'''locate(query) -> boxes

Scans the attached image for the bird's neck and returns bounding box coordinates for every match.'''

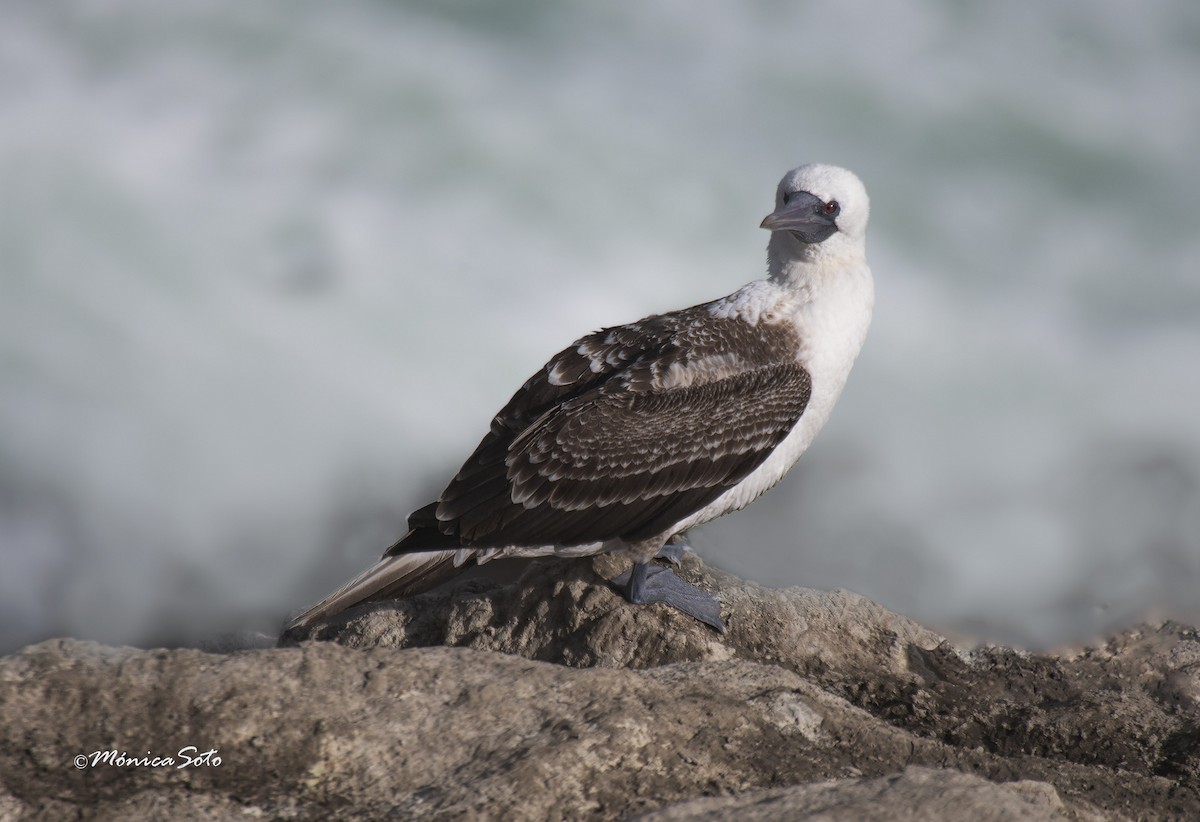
[766,231,864,293]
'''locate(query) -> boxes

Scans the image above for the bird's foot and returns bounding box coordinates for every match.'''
[655,533,691,565]
[612,561,726,633]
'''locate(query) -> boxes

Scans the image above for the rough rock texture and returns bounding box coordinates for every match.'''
[639,767,1099,822]
[2,553,1198,820]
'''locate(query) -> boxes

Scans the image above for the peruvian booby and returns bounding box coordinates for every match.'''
[288,163,874,633]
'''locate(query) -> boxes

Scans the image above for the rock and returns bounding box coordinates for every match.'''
[281,553,945,678]
[638,767,1097,822]
[2,553,1198,820]
[0,639,1089,821]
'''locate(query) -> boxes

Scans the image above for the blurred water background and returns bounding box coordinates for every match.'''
[2,1,1198,653]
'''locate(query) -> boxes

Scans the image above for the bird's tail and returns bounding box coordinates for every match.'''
[286,540,469,631]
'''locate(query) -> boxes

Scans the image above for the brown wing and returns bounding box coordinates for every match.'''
[393,305,810,552]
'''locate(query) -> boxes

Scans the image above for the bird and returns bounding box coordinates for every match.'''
[287,163,874,634]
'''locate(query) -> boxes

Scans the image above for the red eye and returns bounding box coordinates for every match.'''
[823,200,840,216]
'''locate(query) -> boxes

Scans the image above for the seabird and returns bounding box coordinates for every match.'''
[288,163,873,633]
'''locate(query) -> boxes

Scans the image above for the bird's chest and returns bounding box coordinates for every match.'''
[681,273,873,526]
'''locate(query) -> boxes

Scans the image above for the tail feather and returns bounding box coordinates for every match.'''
[287,546,468,631]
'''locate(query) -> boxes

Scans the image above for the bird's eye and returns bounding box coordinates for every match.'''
[823,200,840,216]
[782,192,792,205]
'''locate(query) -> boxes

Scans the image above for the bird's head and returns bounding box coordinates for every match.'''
[761,164,869,270]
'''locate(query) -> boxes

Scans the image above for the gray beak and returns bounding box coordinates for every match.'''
[760,191,838,244]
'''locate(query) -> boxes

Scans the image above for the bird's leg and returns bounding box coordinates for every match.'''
[612,560,726,633]
[655,532,691,565]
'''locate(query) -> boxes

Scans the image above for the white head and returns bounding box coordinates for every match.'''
[761,163,870,280]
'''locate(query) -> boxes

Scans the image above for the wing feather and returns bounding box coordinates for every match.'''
[398,303,810,552]
[442,362,809,546]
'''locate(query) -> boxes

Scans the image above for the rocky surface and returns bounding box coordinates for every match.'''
[639,767,1099,822]
[2,553,1198,820]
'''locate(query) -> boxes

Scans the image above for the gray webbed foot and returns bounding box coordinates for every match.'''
[612,561,726,633]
